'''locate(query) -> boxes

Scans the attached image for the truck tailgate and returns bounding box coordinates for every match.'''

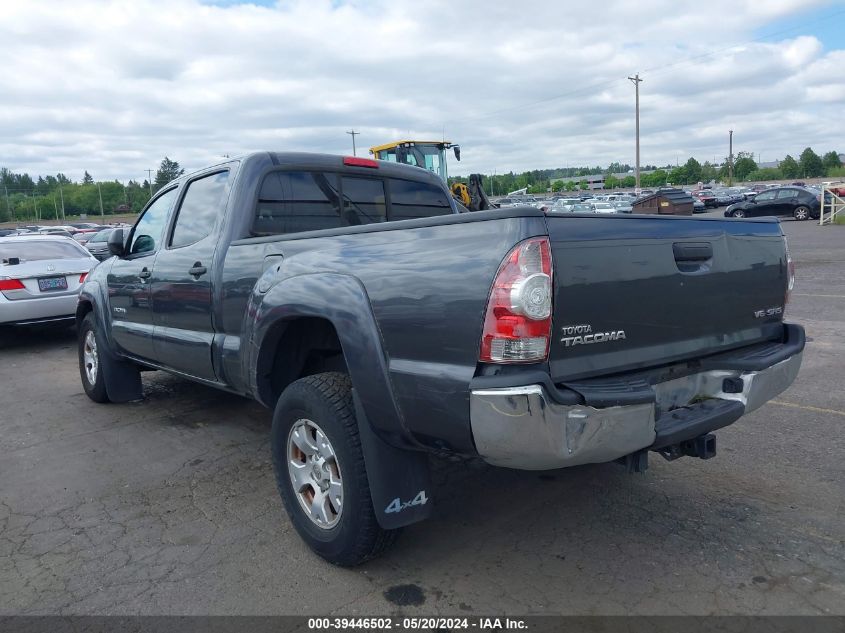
[546,215,788,381]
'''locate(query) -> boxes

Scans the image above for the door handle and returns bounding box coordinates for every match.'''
[673,242,712,262]
[188,262,207,278]
[138,267,152,280]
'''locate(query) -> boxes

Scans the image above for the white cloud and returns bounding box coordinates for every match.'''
[0,0,843,181]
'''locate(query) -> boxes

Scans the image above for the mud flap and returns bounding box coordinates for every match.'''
[102,353,143,403]
[354,393,433,529]
[95,325,143,403]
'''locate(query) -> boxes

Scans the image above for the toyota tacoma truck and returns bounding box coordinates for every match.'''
[76,152,804,566]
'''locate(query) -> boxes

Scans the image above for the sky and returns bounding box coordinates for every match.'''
[1,0,844,182]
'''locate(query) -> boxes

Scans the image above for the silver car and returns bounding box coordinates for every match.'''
[84,228,115,260]
[0,235,97,325]
[591,202,617,214]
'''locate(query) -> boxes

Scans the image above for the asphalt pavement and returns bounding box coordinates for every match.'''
[1,214,843,616]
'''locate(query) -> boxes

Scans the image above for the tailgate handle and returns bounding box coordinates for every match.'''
[673,242,712,262]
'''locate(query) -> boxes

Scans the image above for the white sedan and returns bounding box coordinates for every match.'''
[591,202,618,214]
[0,235,98,326]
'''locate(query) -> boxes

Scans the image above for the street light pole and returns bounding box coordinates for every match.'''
[346,129,360,156]
[628,74,643,191]
[728,130,734,186]
[97,182,105,218]
[58,181,65,220]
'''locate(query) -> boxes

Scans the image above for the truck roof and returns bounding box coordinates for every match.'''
[174,151,447,190]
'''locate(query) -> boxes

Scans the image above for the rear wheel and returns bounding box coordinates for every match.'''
[793,206,810,221]
[732,209,745,218]
[270,372,398,566]
[78,313,109,403]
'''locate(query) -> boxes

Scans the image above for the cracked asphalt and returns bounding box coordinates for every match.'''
[1,218,843,616]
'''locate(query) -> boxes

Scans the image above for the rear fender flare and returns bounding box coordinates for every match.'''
[250,273,418,450]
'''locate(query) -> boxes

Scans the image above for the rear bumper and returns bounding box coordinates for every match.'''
[470,327,804,470]
[0,293,80,325]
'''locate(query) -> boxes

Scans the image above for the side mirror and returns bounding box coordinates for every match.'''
[453,145,461,161]
[107,228,125,257]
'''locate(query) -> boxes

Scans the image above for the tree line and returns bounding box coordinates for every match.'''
[0,158,184,223]
[451,147,842,195]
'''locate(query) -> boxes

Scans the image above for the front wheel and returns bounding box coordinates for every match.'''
[793,206,810,221]
[270,372,399,566]
[732,209,746,218]
[78,313,109,403]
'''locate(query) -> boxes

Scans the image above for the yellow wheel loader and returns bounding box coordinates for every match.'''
[368,140,496,211]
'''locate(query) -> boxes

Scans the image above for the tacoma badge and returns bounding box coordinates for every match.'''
[561,323,626,347]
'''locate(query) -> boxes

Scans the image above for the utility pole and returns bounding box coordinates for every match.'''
[145,169,154,198]
[3,186,10,222]
[97,182,105,217]
[728,130,734,186]
[53,196,59,220]
[58,180,65,220]
[346,129,360,156]
[628,74,643,191]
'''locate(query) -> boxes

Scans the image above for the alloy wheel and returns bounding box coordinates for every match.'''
[287,418,343,529]
[83,330,98,385]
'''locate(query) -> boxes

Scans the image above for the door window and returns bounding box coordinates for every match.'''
[754,191,776,202]
[129,188,178,255]
[170,171,230,248]
[776,189,799,200]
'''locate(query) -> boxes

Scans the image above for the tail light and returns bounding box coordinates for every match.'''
[784,235,795,308]
[0,279,25,291]
[479,237,553,363]
[79,272,88,284]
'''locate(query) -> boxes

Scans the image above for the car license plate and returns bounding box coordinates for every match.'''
[38,276,68,292]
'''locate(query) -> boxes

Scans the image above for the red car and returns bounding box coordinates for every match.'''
[694,190,718,208]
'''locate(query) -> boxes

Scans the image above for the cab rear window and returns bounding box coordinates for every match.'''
[253,171,454,236]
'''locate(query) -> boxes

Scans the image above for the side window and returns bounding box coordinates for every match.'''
[389,179,453,220]
[254,171,342,235]
[129,188,178,255]
[340,177,386,225]
[777,189,799,200]
[170,171,229,248]
[755,191,776,202]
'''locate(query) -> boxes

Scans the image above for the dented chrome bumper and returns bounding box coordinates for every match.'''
[470,351,803,470]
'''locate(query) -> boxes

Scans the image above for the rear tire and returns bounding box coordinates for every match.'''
[270,372,399,566]
[78,313,109,403]
[793,206,810,221]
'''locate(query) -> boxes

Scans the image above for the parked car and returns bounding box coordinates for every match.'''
[566,203,594,213]
[691,198,706,213]
[612,200,633,213]
[550,198,580,212]
[713,191,733,206]
[725,186,820,220]
[84,228,115,260]
[77,151,803,566]
[38,229,74,238]
[0,235,97,325]
[694,190,718,208]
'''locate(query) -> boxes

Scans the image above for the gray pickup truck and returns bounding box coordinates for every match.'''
[77,152,804,565]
